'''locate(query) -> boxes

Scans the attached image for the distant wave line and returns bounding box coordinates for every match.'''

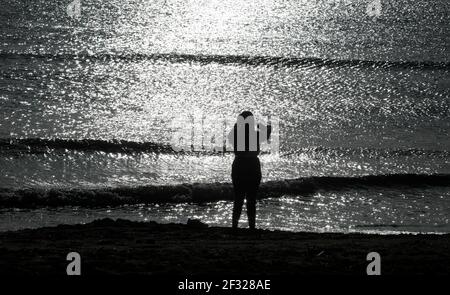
[1,52,449,70]
[1,138,449,158]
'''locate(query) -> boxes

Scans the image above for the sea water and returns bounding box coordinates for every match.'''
[0,0,449,233]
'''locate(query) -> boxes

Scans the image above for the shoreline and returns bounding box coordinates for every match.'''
[0,218,449,275]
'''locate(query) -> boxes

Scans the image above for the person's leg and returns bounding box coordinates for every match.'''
[231,157,243,229]
[232,191,245,229]
[246,157,261,230]
[246,190,257,230]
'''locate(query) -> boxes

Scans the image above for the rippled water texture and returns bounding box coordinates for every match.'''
[2,187,450,233]
[0,0,449,232]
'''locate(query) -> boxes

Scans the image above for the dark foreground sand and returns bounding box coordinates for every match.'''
[0,218,449,275]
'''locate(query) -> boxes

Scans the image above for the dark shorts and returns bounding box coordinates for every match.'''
[231,156,262,194]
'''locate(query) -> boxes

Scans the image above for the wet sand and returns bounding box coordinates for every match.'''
[0,218,449,275]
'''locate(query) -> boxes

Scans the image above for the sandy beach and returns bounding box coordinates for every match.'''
[0,218,449,276]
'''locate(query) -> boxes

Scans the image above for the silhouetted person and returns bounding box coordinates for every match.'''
[228,111,271,230]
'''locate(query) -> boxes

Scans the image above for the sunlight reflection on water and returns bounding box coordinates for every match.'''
[1,187,449,233]
[0,0,449,233]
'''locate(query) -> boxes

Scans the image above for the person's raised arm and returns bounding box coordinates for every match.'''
[257,120,272,143]
[227,123,237,149]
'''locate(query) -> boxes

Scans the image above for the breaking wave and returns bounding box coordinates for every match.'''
[1,174,449,209]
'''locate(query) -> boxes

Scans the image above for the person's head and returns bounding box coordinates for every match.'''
[238,111,254,123]
[239,111,253,119]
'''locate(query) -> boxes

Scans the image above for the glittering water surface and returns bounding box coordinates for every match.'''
[2,187,450,233]
[0,0,449,232]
